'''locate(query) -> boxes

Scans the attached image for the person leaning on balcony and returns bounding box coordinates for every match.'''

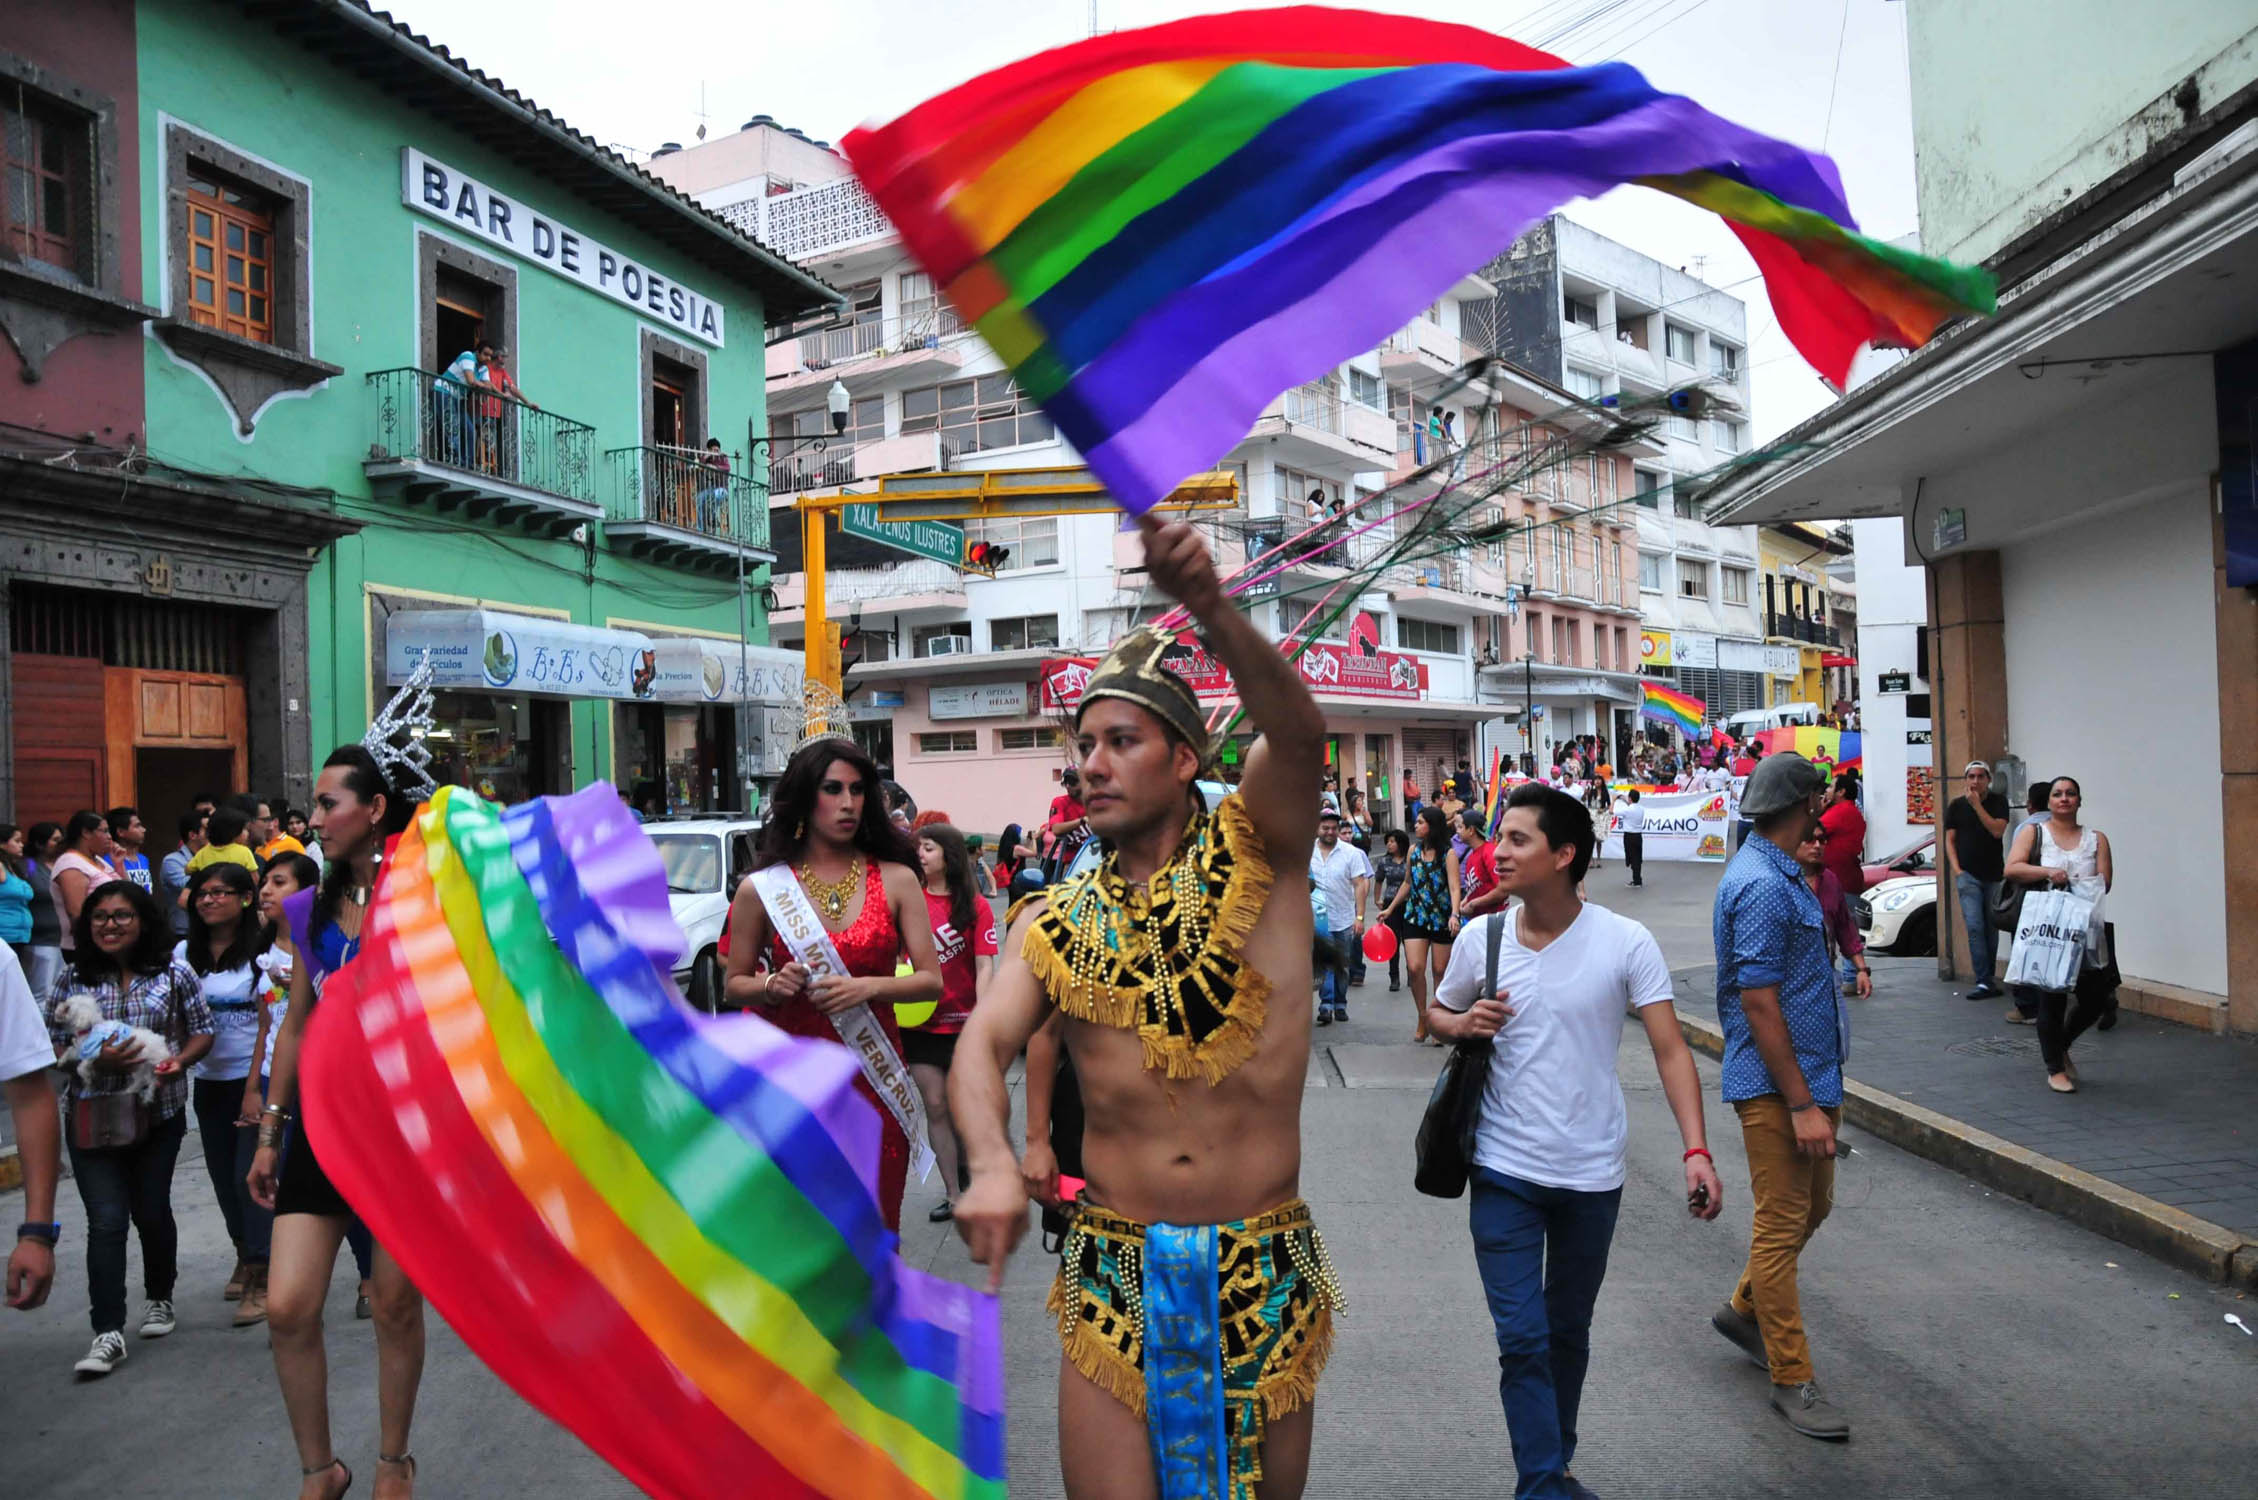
[432,345,489,469]
[697,438,732,535]
[474,342,534,475]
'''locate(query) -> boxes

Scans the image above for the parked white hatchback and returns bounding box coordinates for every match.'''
[645,816,763,1010]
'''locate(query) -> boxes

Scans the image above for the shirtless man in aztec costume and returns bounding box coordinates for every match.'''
[953,514,1338,1500]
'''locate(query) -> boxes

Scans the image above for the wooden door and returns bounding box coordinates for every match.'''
[103,668,249,808]
[9,653,106,824]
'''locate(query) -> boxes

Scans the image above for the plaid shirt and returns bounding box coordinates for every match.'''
[46,960,213,1120]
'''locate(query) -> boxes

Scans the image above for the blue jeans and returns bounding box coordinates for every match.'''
[1319,926,1352,1013]
[1955,873,2000,985]
[67,1107,189,1333]
[1470,1167,1623,1500]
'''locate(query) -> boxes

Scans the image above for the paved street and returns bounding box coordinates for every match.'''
[6,857,2255,1497]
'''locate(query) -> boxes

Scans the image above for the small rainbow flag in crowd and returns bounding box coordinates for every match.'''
[1755,725,1863,774]
[1640,682,1707,738]
[299,786,1003,1500]
[1484,746,1509,837]
[844,6,1996,512]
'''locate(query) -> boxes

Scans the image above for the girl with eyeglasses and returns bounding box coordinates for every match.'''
[179,862,268,1319]
[43,880,214,1377]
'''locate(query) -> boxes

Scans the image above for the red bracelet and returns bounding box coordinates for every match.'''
[1683,1147,1712,1163]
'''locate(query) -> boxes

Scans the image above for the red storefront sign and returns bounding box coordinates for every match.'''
[1040,640,1427,707]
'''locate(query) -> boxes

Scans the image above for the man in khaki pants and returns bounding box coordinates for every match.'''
[1705,752,1850,1440]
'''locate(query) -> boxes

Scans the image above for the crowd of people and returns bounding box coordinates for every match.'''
[0,512,2124,1500]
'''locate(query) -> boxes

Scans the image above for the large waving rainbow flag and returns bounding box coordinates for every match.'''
[1640,681,1707,738]
[299,785,1003,1500]
[843,6,1996,512]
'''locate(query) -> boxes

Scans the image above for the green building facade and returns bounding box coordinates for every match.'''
[129,0,832,814]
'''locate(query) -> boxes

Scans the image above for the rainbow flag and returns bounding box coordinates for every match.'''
[1484,746,1508,837]
[843,6,1996,513]
[1641,682,1706,737]
[299,785,1004,1500]
[1754,725,1863,774]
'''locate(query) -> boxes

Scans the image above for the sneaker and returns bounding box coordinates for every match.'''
[1711,1302,1770,1371]
[1315,1010,1333,1027]
[1565,1476,1603,1500]
[75,1331,128,1376]
[1388,981,1401,993]
[1770,1380,1850,1440]
[224,1255,248,1301]
[2005,1007,2035,1025]
[1967,981,2002,1000]
[138,1299,176,1339]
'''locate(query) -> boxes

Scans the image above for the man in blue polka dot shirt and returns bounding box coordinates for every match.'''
[1707,751,1853,1443]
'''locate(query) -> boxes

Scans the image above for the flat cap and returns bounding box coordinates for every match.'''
[1740,751,1827,819]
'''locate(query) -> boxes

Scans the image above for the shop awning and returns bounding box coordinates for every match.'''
[385,609,801,705]
[1820,653,1858,668]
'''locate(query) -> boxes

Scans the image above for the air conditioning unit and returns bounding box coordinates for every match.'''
[923,635,972,657]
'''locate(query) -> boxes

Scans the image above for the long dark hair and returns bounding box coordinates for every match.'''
[918,822,977,937]
[753,738,917,872]
[0,824,25,881]
[997,822,1025,874]
[70,880,172,984]
[1417,804,1452,856]
[27,821,62,865]
[312,744,413,941]
[260,853,321,951]
[185,862,261,975]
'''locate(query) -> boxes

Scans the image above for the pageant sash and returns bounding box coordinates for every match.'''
[1142,1222,1228,1499]
[748,864,935,1182]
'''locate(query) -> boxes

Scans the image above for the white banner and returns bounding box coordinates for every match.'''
[1602,786,1735,863]
[747,865,934,1182]
[929,681,1029,720]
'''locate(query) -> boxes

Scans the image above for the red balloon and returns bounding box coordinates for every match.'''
[1362,923,1399,963]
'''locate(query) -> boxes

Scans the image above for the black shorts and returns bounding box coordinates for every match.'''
[274,1117,353,1219]
[901,1027,960,1071]
[1399,920,1452,945]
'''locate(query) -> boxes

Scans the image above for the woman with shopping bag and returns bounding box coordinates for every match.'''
[2003,777,2113,1094]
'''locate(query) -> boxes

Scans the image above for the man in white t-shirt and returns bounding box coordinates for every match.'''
[1308,810,1371,1024]
[1616,789,1648,887]
[0,940,60,1309]
[1430,784,1721,1500]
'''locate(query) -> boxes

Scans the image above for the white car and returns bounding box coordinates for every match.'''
[1857,873,1937,957]
[645,816,762,1010]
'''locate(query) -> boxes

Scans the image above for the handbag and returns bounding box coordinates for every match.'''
[1988,876,2029,933]
[1413,909,1505,1199]
[68,1089,152,1151]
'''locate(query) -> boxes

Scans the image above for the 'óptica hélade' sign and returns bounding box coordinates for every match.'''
[401,149,725,347]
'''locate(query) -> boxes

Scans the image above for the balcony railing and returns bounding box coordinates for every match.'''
[365,366,596,503]
[793,305,963,371]
[1765,613,1842,646]
[766,431,960,495]
[722,176,894,264]
[605,445,769,551]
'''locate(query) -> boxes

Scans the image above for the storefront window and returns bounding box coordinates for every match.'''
[616,700,741,815]
[422,691,565,805]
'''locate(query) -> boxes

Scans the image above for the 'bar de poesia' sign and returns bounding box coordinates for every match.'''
[400,149,725,347]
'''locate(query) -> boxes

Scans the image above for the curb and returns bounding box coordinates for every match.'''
[1674,1012,2258,1290]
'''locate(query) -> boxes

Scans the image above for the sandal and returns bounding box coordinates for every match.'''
[302,1457,352,1498]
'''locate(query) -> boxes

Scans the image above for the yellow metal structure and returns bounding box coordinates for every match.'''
[793,469,1238,692]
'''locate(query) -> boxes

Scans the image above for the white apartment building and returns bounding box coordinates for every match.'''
[652,123,1651,836]
[1473,216,1776,725]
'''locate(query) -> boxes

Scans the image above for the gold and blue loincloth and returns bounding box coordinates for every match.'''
[1049,1198,1344,1499]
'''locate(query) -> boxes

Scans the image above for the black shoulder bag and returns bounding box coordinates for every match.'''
[1413,911,1505,1199]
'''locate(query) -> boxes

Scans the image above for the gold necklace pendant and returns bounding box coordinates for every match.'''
[798,854,863,923]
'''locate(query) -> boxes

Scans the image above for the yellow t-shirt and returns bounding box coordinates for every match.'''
[259,834,306,861]
[187,843,259,874]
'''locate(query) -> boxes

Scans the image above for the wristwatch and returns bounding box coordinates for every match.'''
[16,1222,60,1246]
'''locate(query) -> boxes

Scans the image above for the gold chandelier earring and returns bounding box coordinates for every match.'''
[795,819,806,841]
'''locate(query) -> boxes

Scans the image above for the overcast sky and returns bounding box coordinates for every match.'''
[388,0,1922,439]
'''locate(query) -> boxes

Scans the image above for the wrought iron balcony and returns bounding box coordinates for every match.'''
[363,366,597,534]
[603,445,773,573]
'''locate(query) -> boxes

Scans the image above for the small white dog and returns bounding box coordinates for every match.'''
[56,992,170,1104]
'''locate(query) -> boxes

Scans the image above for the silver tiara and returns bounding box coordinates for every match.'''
[364,656,440,804]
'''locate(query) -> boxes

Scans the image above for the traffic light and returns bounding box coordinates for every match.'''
[962,540,1011,575]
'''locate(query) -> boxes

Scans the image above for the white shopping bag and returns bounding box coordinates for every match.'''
[2006,889,2095,992]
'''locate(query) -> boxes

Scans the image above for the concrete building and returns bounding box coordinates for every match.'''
[1848,516,1934,851]
[0,0,831,834]
[1757,522,1857,712]
[652,126,1652,836]
[1703,1,2258,1036]
[1470,215,1772,729]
